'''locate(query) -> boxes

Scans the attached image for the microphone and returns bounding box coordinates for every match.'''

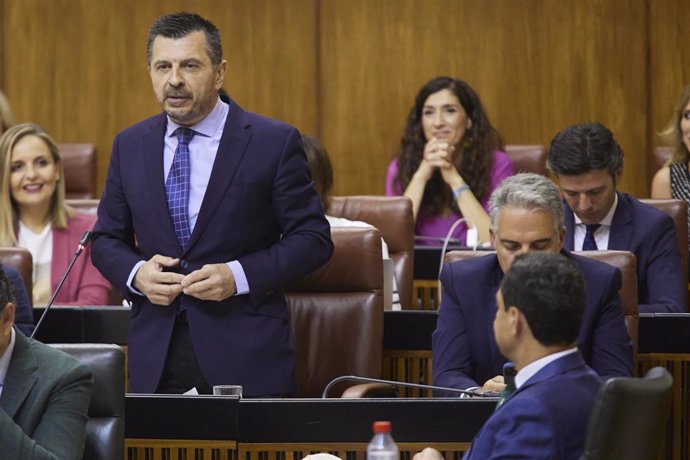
[31,231,92,339]
[321,375,500,399]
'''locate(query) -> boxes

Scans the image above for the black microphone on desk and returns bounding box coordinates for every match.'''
[31,231,92,339]
[321,375,500,399]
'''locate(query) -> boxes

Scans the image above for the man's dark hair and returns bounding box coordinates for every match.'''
[147,12,223,67]
[0,264,16,319]
[547,122,624,178]
[501,252,585,346]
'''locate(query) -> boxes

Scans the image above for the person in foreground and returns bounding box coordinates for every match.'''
[0,266,93,459]
[432,173,632,394]
[420,252,602,460]
[91,12,333,396]
[385,76,512,245]
[548,122,684,313]
[0,123,111,306]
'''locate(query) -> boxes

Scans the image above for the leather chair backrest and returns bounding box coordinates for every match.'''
[50,343,125,460]
[444,249,639,362]
[505,144,548,176]
[328,195,414,309]
[59,144,97,199]
[66,199,100,215]
[653,146,673,171]
[0,247,33,305]
[286,227,384,397]
[579,366,673,460]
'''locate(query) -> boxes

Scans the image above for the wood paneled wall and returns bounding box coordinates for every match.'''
[1,0,688,198]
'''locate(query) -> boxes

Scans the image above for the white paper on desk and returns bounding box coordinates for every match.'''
[183,387,199,395]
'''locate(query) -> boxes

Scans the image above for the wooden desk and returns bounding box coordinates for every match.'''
[125,396,495,460]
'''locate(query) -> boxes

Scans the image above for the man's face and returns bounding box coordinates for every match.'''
[0,304,15,359]
[149,31,227,126]
[491,205,565,274]
[557,169,620,225]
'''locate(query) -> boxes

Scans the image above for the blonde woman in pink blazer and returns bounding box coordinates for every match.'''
[0,123,111,306]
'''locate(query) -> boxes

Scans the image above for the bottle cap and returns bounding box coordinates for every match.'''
[372,421,392,434]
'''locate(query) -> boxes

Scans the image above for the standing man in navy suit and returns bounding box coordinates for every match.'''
[420,252,602,460]
[432,173,632,395]
[91,12,333,396]
[547,122,684,313]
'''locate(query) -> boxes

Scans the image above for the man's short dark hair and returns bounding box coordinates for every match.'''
[501,252,585,346]
[547,122,624,178]
[0,265,16,319]
[147,12,223,67]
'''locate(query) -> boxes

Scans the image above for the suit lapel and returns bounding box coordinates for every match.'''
[563,201,575,251]
[142,114,180,251]
[0,330,38,417]
[186,102,252,252]
[607,193,632,250]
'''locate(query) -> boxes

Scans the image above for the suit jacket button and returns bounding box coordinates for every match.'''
[180,260,189,269]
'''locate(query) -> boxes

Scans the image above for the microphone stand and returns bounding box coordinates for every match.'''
[321,375,499,399]
[32,231,92,339]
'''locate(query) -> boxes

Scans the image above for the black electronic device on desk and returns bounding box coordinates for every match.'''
[414,243,492,280]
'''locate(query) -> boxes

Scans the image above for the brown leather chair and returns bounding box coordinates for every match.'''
[444,250,639,363]
[51,344,125,460]
[653,146,673,171]
[579,366,673,460]
[0,247,33,303]
[286,227,384,398]
[505,144,548,176]
[66,198,100,215]
[328,195,414,309]
[59,144,97,199]
[639,198,688,308]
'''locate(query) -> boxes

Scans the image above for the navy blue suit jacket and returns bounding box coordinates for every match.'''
[462,352,601,460]
[432,251,633,391]
[91,102,333,396]
[565,193,684,313]
[2,265,34,336]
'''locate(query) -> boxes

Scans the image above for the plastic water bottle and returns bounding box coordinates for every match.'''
[367,421,399,460]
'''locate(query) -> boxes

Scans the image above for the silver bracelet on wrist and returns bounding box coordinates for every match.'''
[453,184,471,200]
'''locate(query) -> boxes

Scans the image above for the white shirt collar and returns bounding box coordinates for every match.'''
[514,347,579,389]
[0,327,17,397]
[573,192,618,226]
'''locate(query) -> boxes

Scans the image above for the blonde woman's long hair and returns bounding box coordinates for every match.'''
[0,123,73,246]
[660,85,690,164]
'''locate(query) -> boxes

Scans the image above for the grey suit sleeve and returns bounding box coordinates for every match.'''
[0,364,93,460]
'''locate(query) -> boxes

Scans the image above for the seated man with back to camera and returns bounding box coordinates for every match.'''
[419,252,602,459]
[0,265,93,459]
[432,173,633,395]
[547,122,684,313]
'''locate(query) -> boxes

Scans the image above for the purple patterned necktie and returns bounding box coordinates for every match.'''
[166,127,195,251]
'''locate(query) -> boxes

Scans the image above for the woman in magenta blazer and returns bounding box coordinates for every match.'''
[0,123,110,306]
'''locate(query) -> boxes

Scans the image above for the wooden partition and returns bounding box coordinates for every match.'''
[1,0,689,199]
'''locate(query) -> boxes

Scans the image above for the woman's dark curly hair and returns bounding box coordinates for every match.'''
[393,76,503,215]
